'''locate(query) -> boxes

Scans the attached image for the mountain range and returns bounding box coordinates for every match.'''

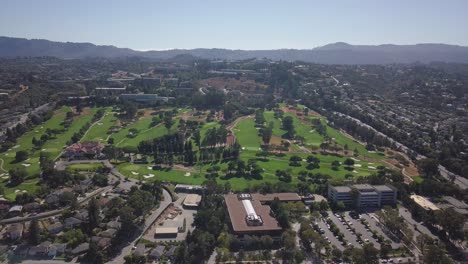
[1,36,468,64]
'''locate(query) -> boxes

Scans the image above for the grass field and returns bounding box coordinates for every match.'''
[81,108,116,143]
[233,118,261,150]
[0,106,99,199]
[112,109,185,148]
[66,163,105,172]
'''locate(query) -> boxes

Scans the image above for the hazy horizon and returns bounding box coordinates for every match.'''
[1,0,467,50]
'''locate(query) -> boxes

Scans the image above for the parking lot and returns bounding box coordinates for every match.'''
[142,192,197,242]
[312,210,407,255]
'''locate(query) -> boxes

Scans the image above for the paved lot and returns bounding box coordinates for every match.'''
[398,207,437,240]
[327,211,362,249]
[361,213,401,249]
[142,192,197,242]
[343,211,381,249]
[315,217,344,251]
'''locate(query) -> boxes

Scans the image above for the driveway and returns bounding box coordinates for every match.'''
[107,187,172,263]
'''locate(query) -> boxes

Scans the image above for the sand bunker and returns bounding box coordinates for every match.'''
[368,166,376,169]
[184,172,191,177]
[22,163,31,167]
[143,174,155,179]
[354,164,362,167]
[131,171,139,175]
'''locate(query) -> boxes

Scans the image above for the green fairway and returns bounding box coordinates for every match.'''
[233,118,261,150]
[81,108,116,143]
[200,121,220,140]
[0,106,99,199]
[114,119,180,148]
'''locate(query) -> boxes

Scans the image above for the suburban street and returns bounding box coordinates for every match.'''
[108,187,172,264]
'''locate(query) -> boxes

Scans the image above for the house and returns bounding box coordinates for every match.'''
[45,191,62,208]
[7,223,24,240]
[97,197,111,210]
[64,142,105,160]
[74,210,89,222]
[8,205,23,217]
[48,243,66,257]
[71,243,89,255]
[106,220,121,230]
[97,237,112,249]
[47,222,64,235]
[165,246,177,260]
[99,228,117,238]
[29,241,52,256]
[64,217,83,229]
[149,245,165,260]
[0,203,10,214]
[133,244,146,257]
[23,202,40,213]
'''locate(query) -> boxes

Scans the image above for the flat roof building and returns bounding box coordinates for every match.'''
[410,195,439,211]
[225,193,283,236]
[120,94,174,103]
[183,194,202,207]
[328,184,397,208]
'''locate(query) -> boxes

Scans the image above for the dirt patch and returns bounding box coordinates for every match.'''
[270,136,283,145]
[281,106,321,119]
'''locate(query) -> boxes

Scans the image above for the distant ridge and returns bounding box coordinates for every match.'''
[1,36,468,64]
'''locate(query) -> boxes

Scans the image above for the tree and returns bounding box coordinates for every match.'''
[88,197,100,231]
[262,125,273,145]
[163,114,174,134]
[62,229,87,248]
[344,158,355,167]
[9,167,27,186]
[29,219,41,245]
[423,244,453,264]
[282,116,295,138]
[84,241,103,264]
[435,208,464,239]
[15,150,29,162]
[418,158,440,178]
[362,243,379,264]
[124,254,146,264]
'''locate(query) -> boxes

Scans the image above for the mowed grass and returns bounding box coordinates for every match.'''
[66,163,105,172]
[233,118,261,150]
[0,107,99,200]
[200,122,220,140]
[81,108,116,143]
[112,110,184,148]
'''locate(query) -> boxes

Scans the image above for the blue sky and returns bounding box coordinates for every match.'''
[0,0,467,50]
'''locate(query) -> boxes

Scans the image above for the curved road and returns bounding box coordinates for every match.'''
[108,187,172,264]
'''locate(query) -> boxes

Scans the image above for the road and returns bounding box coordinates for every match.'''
[108,187,172,263]
[0,186,112,225]
[334,111,468,190]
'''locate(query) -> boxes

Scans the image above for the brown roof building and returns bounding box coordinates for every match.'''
[225,193,284,236]
[251,192,301,203]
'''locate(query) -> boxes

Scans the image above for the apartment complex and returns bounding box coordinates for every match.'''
[328,184,397,208]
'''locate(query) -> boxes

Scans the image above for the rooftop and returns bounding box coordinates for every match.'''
[410,195,439,211]
[251,192,301,202]
[183,194,202,207]
[331,186,352,192]
[224,194,282,233]
[373,185,395,192]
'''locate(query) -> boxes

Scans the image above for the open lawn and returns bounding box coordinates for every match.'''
[81,108,116,143]
[112,109,184,148]
[66,163,105,172]
[233,118,261,151]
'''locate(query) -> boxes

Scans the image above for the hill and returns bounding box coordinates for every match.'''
[1,36,468,64]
